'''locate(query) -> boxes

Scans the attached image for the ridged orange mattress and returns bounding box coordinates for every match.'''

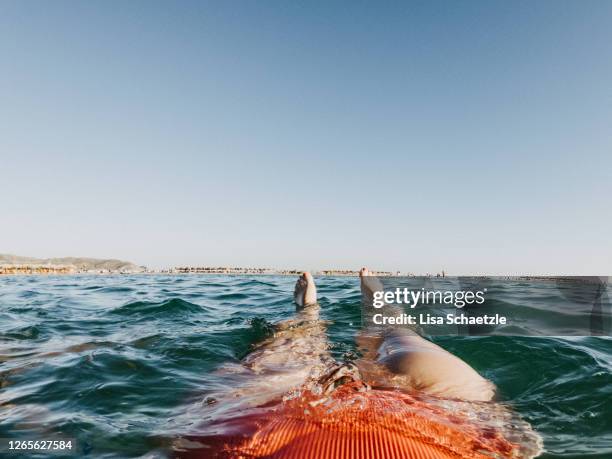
[177,382,521,458]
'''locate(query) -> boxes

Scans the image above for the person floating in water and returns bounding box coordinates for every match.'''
[175,270,542,458]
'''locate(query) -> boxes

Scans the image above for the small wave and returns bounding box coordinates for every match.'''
[18,289,41,298]
[212,292,250,301]
[196,281,227,288]
[226,317,276,360]
[238,279,278,288]
[110,298,203,317]
[85,285,134,293]
[3,325,42,340]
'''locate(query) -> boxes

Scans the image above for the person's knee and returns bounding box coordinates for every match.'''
[378,347,495,401]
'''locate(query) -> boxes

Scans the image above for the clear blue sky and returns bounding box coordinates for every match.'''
[1,1,611,274]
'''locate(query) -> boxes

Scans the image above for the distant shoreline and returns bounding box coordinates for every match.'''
[0,268,607,284]
[1,256,608,280]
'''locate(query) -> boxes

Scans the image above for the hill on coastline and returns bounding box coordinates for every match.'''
[0,254,144,272]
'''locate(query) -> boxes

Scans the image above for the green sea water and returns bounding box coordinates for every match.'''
[0,275,610,458]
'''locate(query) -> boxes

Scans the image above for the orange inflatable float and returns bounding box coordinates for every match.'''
[176,373,539,459]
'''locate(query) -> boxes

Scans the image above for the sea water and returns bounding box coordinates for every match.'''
[0,275,610,458]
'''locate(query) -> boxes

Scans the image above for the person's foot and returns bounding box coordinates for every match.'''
[294,272,317,307]
[360,267,384,305]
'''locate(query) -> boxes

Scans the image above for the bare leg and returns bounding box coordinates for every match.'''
[357,268,495,401]
[216,273,333,408]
